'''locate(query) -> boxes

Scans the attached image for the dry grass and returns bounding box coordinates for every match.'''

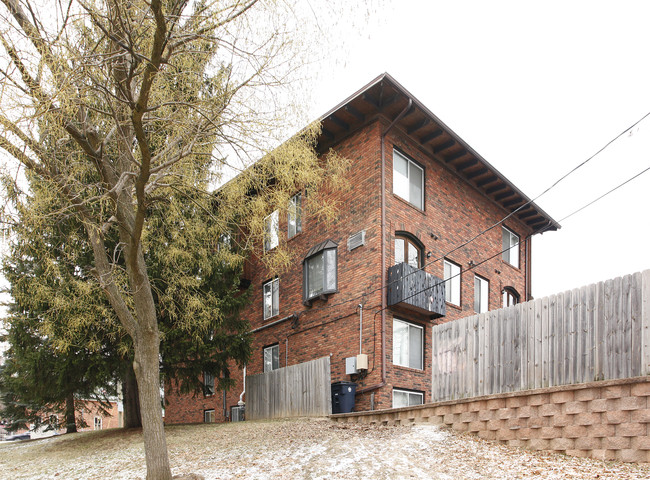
[0,418,648,479]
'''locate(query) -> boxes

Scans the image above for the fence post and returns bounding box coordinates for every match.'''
[641,270,650,375]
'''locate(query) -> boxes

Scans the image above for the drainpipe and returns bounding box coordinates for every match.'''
[238,365,246,406]
[359,304,363,354]
[358,98,412,395]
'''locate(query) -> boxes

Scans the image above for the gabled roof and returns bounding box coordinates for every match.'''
[316,73,560,233]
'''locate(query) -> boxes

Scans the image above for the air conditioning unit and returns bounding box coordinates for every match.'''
[231,405,244,422]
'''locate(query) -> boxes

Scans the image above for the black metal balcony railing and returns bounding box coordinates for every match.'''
[387,263,446,318]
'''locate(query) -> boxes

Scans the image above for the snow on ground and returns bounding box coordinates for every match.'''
[0,418,649,479]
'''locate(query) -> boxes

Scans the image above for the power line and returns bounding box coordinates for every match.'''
[554,165,650,225]
[373,162,650,317]
[270,109,650,320]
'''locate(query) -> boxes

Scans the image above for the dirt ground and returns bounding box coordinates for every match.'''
[0,418,649,479]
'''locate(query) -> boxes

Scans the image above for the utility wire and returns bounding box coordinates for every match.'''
[278,110,650,320]
[372,161,650,317]
[555,164,650,225]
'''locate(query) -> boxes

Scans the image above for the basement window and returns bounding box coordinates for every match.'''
[392,388,424,408]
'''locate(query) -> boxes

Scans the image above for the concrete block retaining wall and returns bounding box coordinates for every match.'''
[330,377,650,463]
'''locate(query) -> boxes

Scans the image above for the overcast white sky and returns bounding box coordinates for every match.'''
[303,0,650,298]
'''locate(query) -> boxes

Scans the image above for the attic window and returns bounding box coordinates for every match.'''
[303,240,338,305]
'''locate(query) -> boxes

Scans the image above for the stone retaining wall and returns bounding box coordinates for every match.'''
[330,377,650,463]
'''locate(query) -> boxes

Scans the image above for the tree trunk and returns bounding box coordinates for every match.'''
[133,330,171,480]
[123,362,142,429]
[65,392,77,434]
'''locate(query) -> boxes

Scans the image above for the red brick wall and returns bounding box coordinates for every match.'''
[165,114,533,422]
[78,400,121,431]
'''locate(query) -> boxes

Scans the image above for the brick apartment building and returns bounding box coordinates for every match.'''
[164,73,559,424]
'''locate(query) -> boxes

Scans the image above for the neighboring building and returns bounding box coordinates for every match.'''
[164,73,559,423]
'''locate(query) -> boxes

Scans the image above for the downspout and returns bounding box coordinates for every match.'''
[359,304,363,354]
[358,98,413,395]
[238,365,246,406]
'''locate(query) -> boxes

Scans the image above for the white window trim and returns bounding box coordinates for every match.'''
[263,344,280,373]
[263,278,279,320]
[393,149,424,209]
[94,416,102,430]
[204,409,215,423]
[393,318,424,370]
[474,275,489,314]
[502,226,520,268]
[392,388,424,408]
[444,259,461,306]
[264,210,279,252]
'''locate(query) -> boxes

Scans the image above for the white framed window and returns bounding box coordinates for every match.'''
[288,193,302,239]
[393,150,424,209]
[263,278,279,319]
[264,210,279,251]
[503,287,520,307]
[444,259,461,306]
[263,344,280,372]
[392,389,424,408]
[474,275,489,313]
[303,240,337,304]
[393,318,423,370]
[502,227,519,268]
[203,372,215,396]
[204,409,215,423]
[94,417,102,430]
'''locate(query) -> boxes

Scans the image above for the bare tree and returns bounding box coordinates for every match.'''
[0,1,348,478]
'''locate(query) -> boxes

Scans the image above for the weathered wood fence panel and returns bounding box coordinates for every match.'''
[431,270,650,402]
[246,356,331,420]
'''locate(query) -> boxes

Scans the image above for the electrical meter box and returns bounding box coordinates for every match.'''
[345,356,357,374]
[356,354,368,371]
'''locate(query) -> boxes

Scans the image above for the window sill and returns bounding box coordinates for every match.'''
[393,364,426,373]
[502,260,522,272]
[445,301,462,311]
[287,231,303,242]
[303,290,337,307]
[392,193,426,214]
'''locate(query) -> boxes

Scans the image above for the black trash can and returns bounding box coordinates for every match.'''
[331,381,356,414]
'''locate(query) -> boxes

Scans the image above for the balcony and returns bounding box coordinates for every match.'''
[387,263,446,318]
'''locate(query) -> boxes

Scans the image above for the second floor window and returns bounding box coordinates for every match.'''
[264,210,279,251]
[203,372,215,396]
[393,318,423,370]
[444,259,461,306]
[503,287,520,307]
[474,275,489,313]
[263,278,279,319]
[303,240,338,305]
[393,150,424,209]
[288,193,302,239]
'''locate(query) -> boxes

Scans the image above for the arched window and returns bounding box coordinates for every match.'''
[394,233,423,268]
[502,287,520,307]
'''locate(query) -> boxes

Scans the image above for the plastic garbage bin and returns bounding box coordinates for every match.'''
[331,381,356,414]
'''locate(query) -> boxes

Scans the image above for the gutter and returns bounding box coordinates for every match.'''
[357,97,413,395]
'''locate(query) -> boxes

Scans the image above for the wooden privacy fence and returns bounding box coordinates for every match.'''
[431,270,650,402]
[246,356,331,420]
